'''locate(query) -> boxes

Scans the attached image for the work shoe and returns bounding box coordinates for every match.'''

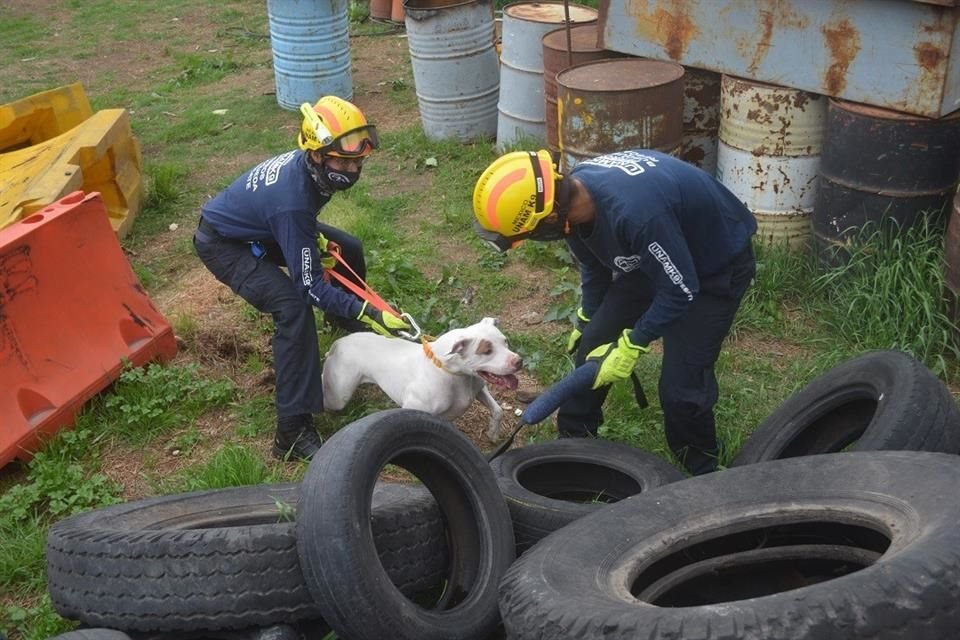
[272,414,323,461]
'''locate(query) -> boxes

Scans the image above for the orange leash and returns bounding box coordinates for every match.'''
[321,241,397,315]
[320,241,423,340]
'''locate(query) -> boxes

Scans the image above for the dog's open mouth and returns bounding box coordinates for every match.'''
[478,371,519,390]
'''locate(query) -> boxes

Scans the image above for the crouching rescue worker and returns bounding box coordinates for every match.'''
[472,149,757,475]
[194,96,411,462]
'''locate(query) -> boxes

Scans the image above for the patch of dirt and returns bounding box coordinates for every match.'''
[729,331,808,370]
[13,4,550,489]
[100,410,235,501]
[350,30,417,133]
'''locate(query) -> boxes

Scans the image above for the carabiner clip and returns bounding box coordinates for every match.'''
[399,313,421,341]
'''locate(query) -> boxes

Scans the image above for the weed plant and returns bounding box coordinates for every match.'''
[3,3,960,638]
[97,363,235,446]
[160,444,286,494]
[812,216,960,377]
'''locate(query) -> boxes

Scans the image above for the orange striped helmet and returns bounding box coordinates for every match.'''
[473,150,560,244]
[298,96,379,158]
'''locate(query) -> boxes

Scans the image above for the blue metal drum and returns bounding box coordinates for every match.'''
[267,0,353,110]
[404,0,500,141]
[496,1,597,151]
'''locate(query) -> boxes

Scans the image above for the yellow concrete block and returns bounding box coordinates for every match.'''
[0,109,143,237]
[0,85,143,238]
[0,83,93,152]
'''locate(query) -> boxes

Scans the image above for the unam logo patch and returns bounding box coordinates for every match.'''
[647,242,694,301]
[301,248,313,287]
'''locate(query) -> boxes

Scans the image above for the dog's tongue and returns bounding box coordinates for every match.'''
[480,371,519,390]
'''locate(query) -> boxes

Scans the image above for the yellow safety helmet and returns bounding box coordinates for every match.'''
[298,96,379,158]
[472,150,561,251]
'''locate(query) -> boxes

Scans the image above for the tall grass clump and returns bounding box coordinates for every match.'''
[735,239,816,333]
[161,443,284,494]
[812,216,960,377]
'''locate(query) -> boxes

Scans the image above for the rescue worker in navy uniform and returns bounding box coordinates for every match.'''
[194,96,411,462]
[472,149,756,475]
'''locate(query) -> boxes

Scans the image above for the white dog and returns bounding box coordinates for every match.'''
[322,317,522,441]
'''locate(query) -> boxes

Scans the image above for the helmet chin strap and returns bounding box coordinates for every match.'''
[529,176,571,241]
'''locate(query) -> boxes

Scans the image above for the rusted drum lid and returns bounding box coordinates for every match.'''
[542,23,602,53]
[557,58,683,92]
[831,98,960,122]
[405,0,486,10]
[503,1,597,24]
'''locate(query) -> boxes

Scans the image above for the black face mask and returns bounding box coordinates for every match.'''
[528,209,568,241]
[323,166,361,191]
[307,155,362,194]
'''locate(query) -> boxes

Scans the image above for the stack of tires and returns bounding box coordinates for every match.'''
[46,350,960,640]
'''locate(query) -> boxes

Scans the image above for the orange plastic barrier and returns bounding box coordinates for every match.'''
[0,191,177,469]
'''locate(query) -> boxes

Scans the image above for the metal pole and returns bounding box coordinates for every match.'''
[563,0,573,68]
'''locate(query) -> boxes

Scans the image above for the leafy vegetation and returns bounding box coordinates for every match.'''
[1,2,959,639]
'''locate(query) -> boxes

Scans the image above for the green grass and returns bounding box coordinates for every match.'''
[4,2,960,638]
[811,217,960,376]
[159,444,287,494]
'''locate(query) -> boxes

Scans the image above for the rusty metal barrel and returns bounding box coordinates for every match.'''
[542,23,624,156]
[716,75,826,251]
[404,0,500,141]
[496,1,598,151]
[556,58,684,172]
[679,67,721,176]
[814,100,960,266]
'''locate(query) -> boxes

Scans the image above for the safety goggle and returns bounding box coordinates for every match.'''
[300,103,379,158]
[326,125,379,158]
[473,221,532,252]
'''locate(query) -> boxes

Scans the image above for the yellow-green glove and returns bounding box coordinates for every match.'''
[316,233,336,270]
[586,329,650,389]
[566,307,590,354]
[357,301,412,338]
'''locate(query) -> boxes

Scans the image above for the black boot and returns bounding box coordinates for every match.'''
[272,414,323,461]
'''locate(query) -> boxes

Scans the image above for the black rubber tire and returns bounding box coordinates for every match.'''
[47,482,446,632]
[489,439,685,553]
[133,621,331,640]
[500,451,960,639]
[297,409,515,640]
[49,631,132,640]
[733,350,960,466]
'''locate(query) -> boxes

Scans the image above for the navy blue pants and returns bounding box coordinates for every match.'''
[557,246,755,475]
[193,221,365,418]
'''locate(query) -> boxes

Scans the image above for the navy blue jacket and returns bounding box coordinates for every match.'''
[200,150,363,318]
[567,150,756,346]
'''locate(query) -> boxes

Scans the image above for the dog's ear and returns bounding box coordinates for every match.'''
[482,317,498,326]
[449,338,471,355]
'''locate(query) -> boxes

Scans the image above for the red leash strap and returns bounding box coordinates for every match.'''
[321,242,398,316]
